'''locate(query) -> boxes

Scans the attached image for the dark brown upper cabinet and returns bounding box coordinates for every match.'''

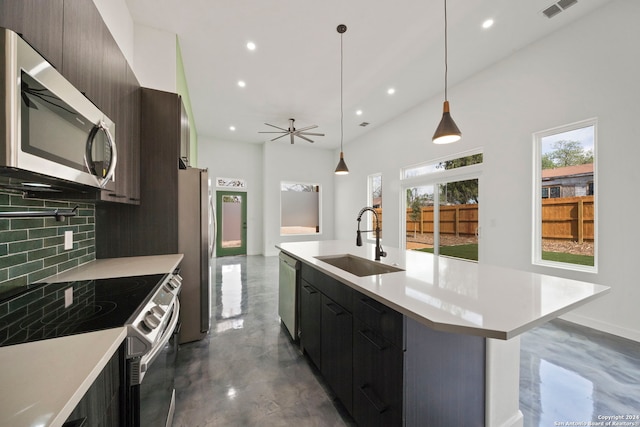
[0,0,64,70]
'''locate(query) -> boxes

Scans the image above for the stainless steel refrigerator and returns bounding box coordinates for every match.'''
[178,167,213,343]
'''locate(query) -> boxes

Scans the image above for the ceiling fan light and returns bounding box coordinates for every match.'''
[432,101,461,144]
[335,151,349,175]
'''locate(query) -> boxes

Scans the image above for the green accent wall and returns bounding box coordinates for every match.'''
[176,37,198,167]
[0,192,95,293]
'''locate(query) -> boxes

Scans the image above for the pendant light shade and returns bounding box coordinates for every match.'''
[432,0,461,144]
[335,24,349,175]
[433,101,461,144]
[335,151,349,175]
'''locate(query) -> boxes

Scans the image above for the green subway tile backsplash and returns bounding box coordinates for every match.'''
[0,191,96,294]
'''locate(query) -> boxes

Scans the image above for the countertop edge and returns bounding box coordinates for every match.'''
[52,327,128,427]
[277,241,610,340]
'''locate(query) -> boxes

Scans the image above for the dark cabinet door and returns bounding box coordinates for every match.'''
[0,0,64,69]
[353,318,403,427]
[124,64,141,203]
[299,280,322,370]
[321,295,353,414]
[62,0,106,111]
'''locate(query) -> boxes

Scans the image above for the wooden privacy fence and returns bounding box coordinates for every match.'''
[405,204,479,237]
[541,196,594,243]
[376,195,594,243]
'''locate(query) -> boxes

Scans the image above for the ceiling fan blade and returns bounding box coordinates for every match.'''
[270,133,289,142]
[296,134,314,143]
[259,131,288,134]
[299,132,325,136]
[294,124,318,132]
[263,123,289,132]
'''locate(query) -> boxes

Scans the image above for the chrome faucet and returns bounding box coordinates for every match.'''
[356,207,387,261]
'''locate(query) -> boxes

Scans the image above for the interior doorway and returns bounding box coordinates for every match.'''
[216,191,247,257]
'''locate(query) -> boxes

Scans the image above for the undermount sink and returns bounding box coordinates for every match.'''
[314,254,404,277]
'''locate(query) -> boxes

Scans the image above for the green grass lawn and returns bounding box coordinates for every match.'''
[415,244,478,261]
[542,251,594,266]
[415,244,594,266]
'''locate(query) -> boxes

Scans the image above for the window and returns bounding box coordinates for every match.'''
[542,186,560,199]
[367,173,382,239]
[280,182,320,235]
[401,151,482,262]
[534,119,596,271]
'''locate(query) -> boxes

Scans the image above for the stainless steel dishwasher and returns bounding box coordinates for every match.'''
[278,252,300,341]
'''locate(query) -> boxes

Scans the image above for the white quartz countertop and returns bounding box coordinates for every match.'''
[0,254,184,427]
[0,327,127,427]
[278,240,610,340]
[41,253,184,283]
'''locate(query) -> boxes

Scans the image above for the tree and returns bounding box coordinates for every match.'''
[436,154,481,205]
[406,189,423,238]
[542,140,593,169]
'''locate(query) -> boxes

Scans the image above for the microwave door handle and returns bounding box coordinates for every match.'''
[84,121,117,189]
[100,123,117,187]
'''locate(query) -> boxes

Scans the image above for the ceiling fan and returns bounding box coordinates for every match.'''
[259,118,325,144]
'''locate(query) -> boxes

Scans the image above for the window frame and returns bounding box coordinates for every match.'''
[279,181,322,236]
[532,118,598,273]
[400,149,483,260]
[366,173,382,242]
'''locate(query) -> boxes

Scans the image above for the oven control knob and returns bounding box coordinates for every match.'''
[151,305,166,317]
[142,312,161,330]
[168,276,181,289]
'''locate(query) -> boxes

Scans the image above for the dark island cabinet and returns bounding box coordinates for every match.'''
[353,318,403,427]
[298,262,404,426]
[299,279,322,370]
[0,0,64,70]
[321,294,353,414]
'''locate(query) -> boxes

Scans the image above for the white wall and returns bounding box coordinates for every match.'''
[133,24,177,92]
[263,142,336,257]
[198,137,264,256]
[334,0,640,342]
[92,0,134,66]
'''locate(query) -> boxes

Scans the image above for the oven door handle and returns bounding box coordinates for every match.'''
[140,298,180,375]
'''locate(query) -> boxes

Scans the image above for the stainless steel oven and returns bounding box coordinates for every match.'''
[0,271,182,427]
[0,27,117,192]
[125,273,182,427]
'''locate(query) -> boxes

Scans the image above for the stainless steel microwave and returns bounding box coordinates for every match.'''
[0,28,117,193]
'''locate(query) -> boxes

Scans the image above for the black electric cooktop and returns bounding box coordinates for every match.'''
[0,274,166,347]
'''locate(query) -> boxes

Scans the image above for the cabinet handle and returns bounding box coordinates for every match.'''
[302,285,317,295]
[360,384,388,414]
[360,297,385,315]
[325,302,344,316]
[358,329,387,351]
[108,193,126,198]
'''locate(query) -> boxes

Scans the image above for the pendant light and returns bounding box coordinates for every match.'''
[335,24,349,175]
[432,0,462,144]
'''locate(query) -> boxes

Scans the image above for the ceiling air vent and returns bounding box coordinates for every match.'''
[359,122,370,127]
[542,4,562,18]
[543,0,578,18]
[557,0,578,10]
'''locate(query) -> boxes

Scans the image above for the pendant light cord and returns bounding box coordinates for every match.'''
[444,0,448,102]
[340,31,344,151]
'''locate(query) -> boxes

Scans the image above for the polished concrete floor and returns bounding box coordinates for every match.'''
[172,255,640,427]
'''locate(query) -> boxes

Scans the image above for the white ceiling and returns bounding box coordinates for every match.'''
[125,0,612,149]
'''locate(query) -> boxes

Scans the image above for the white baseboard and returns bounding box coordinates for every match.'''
[559,312,640,343]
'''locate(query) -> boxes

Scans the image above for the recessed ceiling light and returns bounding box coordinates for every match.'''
[229,126,236,131]
[356,110,363,116]
[246,41,256,51]
[387,88,395,95]
[237,80,246,88]
[482,19,494,29]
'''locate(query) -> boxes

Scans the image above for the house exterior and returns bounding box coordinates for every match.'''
[541,163,594,198]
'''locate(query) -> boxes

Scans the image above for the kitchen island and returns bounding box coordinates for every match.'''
[277,240,609,427]
[0,254,183,427]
